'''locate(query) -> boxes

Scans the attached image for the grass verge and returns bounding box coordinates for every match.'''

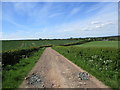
[2,47,45,88]
[53,46,119,90]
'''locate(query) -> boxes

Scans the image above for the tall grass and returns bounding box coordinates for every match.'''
[53,46,119,89]
[2,48,45,88]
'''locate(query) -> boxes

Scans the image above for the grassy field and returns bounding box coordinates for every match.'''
[53,46,119,89]
[2,40,82,52]
[3,48,45,88]
[76,41,119,48]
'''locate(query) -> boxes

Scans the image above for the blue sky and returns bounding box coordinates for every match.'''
[1,2,118,40]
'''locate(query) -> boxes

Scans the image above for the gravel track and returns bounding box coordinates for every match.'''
[20,47,110,89]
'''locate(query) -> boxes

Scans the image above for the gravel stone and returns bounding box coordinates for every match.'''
[78,72,89,80]
[27,73,42,85]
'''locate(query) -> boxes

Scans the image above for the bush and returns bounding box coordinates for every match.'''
[2,47,40,67]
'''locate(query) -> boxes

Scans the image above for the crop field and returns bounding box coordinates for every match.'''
[76,41,119,48]
[53,46,119,89]
[2,40,82,52]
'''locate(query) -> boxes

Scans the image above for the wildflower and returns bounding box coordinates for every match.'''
[89,60,93,62]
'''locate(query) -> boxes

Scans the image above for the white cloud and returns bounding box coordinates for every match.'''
[91,21,115,29]
[95,25,102,28]
[12,2,54,25]
[1,18,117,40]
[4,17,28,29]
[91,21,101,24]
[0,32,2,39]
[13,2,37,16]
[52,4,117,38]
[49,12,63,18]
[2,2,118,40]
[86,3,105,14]
[70,7,81,15]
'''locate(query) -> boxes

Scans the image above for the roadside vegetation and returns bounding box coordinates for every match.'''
[53,45,119,89]
[2,47,45,88]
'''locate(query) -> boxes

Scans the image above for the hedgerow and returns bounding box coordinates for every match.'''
[2,45,50,67]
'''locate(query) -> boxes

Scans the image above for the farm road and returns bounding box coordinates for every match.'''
[20,47,110,88]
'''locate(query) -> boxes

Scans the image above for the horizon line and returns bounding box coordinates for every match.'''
[1,35,119,41]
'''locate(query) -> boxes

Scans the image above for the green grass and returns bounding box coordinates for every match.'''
[2,40,82,52]
[53,46,119,89]
[2,47,45,88]
[76,41,119,48]
[0,64,1,90]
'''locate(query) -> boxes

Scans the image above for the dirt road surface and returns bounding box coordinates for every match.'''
[20,47,110,88]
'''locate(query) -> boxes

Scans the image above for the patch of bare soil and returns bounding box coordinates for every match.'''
[20,47,111,89]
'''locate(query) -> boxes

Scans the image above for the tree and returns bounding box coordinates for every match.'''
[70,37,73,40]
[39,38,42,40]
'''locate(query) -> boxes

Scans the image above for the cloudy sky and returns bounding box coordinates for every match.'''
[1,2,118,40]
